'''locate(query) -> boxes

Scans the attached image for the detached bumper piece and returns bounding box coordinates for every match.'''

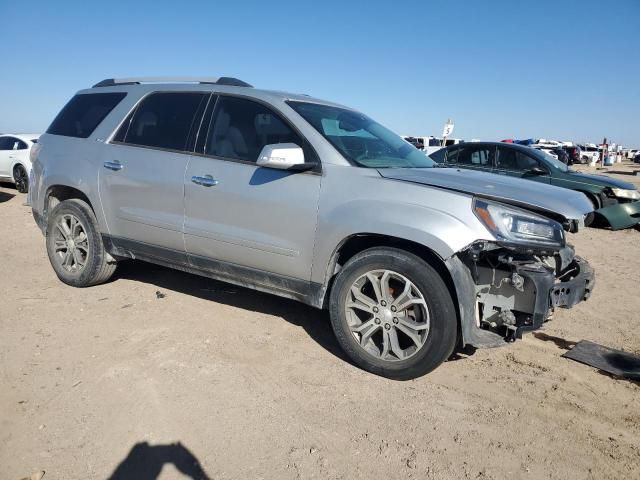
[595,200,640,230]
[448,244,595,348]
[562,340,640,381]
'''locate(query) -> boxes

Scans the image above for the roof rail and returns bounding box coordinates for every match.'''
[92,76,253,88]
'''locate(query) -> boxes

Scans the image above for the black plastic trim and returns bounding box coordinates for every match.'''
[102,235,324,307]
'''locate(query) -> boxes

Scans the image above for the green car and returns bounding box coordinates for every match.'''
[430,142,640,230]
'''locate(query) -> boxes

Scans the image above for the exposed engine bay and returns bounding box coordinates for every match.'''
[447,241,595,348]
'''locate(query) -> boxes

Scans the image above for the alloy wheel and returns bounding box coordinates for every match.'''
[345,269,430,361]
[52,214,89,273]
[14,166,28,193]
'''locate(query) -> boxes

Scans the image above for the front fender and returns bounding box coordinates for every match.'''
[310,166,495,285]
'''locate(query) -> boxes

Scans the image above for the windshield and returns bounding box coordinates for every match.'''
[531,148,569,172]
[288,101,435,168]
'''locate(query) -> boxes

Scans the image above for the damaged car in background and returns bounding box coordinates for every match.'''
[430,142,640,230]
[31,78,595,379]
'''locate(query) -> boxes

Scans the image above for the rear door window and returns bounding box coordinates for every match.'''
[47,92,127,138]
[456,145,493,167]
[0,137,14,150]
[114,92,207,151]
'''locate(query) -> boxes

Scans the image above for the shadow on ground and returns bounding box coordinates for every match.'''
[114,260,349,363]
[108,442,210,480]
[114,260,474,370]
[0,190,15,203]
[605,170,639,176]
[533,332,577,350]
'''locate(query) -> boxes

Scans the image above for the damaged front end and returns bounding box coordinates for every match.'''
[593,187,640,230]
[446,199,595,348]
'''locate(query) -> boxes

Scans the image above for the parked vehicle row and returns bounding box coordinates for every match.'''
[28,77,596,379]
[577,144,600,164]
[430,142,640,230]
[532,145,570,164]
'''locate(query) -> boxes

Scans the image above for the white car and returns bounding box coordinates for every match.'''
[0,134,40,193]
[577,144,600,164]
[532,145,558,159]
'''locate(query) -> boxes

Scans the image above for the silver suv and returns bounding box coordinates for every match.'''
[31,77,595,379]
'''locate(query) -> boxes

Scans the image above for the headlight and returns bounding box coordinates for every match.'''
[473,199,565,248]
[610,188,640,200]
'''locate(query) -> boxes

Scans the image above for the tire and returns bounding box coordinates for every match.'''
[329,247,457,380]
[46,199,117,287]
[13,164,28,193]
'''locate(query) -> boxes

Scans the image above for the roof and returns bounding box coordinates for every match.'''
[81,77,352,110]
[0,133,41,142]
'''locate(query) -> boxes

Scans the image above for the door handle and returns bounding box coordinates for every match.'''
[104,161,123,171]
[191,174,219,187]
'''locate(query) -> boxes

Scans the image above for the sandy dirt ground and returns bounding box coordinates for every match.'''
[1,163,639,480]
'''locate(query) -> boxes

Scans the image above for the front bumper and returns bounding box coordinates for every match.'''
[550,256,594,308]
[514,256,594,338]
[446,248,595,348]
[595,200,640,230]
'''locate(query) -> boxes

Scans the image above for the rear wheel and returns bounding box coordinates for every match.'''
[13,165,28,193]
[46,199,116,287]
[329,247,457,379]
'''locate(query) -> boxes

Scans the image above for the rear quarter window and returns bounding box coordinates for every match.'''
[47,92,127,138]
[429,148,446,163]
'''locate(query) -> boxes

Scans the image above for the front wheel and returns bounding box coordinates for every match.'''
[329,247,458,379]
[13,165,28,193]
[46,199,117,287]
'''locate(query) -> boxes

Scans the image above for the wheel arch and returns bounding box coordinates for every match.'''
[11,161,27,174]
[45,185,96,222]
[319,234,460,326]
[317,233,462,352]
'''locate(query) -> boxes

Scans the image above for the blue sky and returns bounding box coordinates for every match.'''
[1,0,639,145]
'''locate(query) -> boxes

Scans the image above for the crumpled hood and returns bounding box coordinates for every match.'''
[378,167,593,222]
[568,171,637,190]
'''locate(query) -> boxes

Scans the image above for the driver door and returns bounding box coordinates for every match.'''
[184,95,321,281]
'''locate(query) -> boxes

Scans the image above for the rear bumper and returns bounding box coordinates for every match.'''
[595,200,640,230]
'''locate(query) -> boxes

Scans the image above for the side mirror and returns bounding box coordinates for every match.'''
[257,143,313,170]
[527,167,548,176]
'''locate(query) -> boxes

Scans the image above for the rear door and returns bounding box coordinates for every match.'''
[495,146,551,184]
[99,91,208,255]
[183,95,321,281]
